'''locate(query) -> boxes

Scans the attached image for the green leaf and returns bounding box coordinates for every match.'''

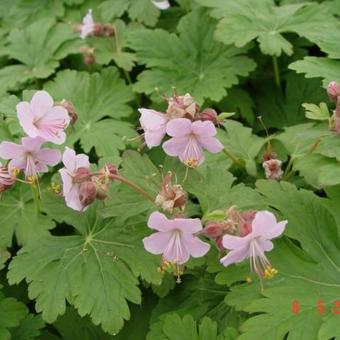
[0,288,28,340]
[8,204,161,335]
[44,67,136,163]
[86,20,138,71]
[0,18,80,93]
[290,57,340,87]
[128,9,255,104]
[10,315,45,340]
[198,0,338,56]
[0,184,55,247]
[220,120,265,176]
[303,102,330,121]
[99,0,161,26]
[148,314,235,340]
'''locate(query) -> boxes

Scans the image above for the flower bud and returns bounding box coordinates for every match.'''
[155,172,187,213]
[199,108,218,125]
[101,163,118,180]
[203,221,224,238]
[327,81,340,102]
[0,164,15,193]
[73,167,92,183]
[79,181,97,207]
[215,236,224,251]
[80,46,95,66]
[166,93,199,119]
[262,159,283,180]
[93,23,114,36]
[57,99,78,125]
[95,182,109,200]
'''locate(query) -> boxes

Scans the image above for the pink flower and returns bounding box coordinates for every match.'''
[152,0,170,10]
[138,108,168,148]
[17,91,70,145]
[59,147,90,211]
[220,211,287,279]
[0,137,61,178]
[143,211,210,264]
[162,118,223,167]
[262,159,283,180]
[80,9,95,39]
[0,161,15,192]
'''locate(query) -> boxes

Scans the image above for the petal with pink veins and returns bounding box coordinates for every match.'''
[0,142,24,159]
[172,217,202,233]
[197,136,223,153]
[147,211,174,232]
[192,120,217,137]
[162,136,190,157]
[30,91,54,118]
[36,149,61,166]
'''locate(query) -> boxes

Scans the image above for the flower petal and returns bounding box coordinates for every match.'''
[17,102,39,138]
[0,142,24,159]
[181,233,210,257]
[172,217,202,233]
[252,211,287,239]
[166,118,192,137]
[179,137,204,165]
[30,91,54,117]
[192,120,217,137]
[21,136,45,152]
[197,136,223,153]
[163,232,190,264]
[143,231,172,255]
[147,211,174,232]
[36,149,61,166]
[152,0,170,10]
[162,136,189,157]
[62,147,89,173]
[220,247,249,267]
[222,234,249,250]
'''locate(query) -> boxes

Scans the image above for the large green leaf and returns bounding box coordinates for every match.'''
[128,9,255,103]
[7,204,161,335]
[197,0,338,56]
[0,184,55,247]
[0,287,28,340]
[290,57,340,87]
[44,67,136,163]
[0,18,80,94]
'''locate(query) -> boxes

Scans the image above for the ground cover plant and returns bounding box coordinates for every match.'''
[0,0,340,339]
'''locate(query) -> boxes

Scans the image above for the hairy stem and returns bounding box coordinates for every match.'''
[110,174,155,203]
[272,56,281,89]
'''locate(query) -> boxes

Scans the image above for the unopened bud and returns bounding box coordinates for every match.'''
[327,81,340,102]
[93,23,114,36]
[101,163,118,180]
[166,93,199,119]
[58,99,78,125]
[329,109,340,135]
[262,159,283,180]
[203,221,224,238]
[215,236,224,251]
[199,108,218,125]
[0,165,15,193]
[79,181,97,207]
[95,182,109,200]
[73,167,91,183]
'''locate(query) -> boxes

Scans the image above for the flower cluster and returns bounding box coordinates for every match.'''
[327,81,340,135]
[0,91,72,192]
[139,93,224,167]
[143,207,287,284]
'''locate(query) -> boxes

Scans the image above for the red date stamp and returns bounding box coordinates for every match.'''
[291,300,340,315]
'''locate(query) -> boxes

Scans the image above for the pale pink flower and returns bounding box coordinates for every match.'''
[59,147,90,211]
[166,93,198,119]
[220,211,287,278]
[152,0,170,10]
[162,118,223,167]
[0,137,61,178]
[17,91,70,145]
[143,211,210,264]
[0,161,15,192]
[138,108,168,148]
[80,9,95,39]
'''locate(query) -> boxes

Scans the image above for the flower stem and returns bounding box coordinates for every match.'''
[272,56,281,89]
[282,157,294,180]
[31,184,40,214]
[222,148,244,168]
[110,174,155,203]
